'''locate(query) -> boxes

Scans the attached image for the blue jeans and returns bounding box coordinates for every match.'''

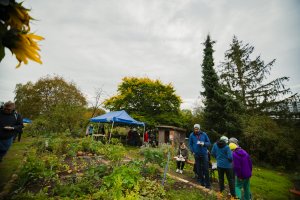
[195,154,210,188]
[0,137,14,160]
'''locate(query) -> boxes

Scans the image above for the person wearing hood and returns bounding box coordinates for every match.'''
[211,136,236,199]
[189,124,211,188]
[175,142,188,174]
[229,143,252,200]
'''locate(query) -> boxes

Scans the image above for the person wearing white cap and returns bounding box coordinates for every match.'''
[188,124,211,188]
[211,136,236,199]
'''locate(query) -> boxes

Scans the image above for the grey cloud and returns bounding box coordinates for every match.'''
[0,0,299,109]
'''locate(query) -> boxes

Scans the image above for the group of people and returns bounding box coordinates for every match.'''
[127,128,141,146]
[175,123,252,200]
[0,101,24,162]
[143,129,157,147]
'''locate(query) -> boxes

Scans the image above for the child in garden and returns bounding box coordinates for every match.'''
[175,142,188,174]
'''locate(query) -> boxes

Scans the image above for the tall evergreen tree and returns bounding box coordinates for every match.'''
[201,35,241,135]
[220,36,298,116]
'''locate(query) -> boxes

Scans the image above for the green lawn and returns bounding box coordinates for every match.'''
[0,137,33,191]
[251,167,293,200]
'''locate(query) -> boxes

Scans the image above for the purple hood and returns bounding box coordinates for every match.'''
[233,147,252,179]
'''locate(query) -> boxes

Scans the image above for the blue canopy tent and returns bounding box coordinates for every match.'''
[90,110,145,143]
[23,118,32,123]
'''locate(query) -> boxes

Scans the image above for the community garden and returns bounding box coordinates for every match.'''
[1,1,300,199]
[0,131,298,200]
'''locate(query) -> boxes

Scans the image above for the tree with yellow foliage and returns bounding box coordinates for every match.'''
[104,77,182,127]
[0,0,44,68]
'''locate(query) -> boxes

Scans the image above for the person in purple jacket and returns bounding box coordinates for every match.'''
[229,143,252,200]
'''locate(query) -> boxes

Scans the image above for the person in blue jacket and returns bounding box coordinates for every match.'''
[189,124,211,188]
[211,136,236,198]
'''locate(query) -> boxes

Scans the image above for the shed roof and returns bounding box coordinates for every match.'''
[156,125,186,132]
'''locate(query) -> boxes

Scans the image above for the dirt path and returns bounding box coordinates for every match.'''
[166,170,234,199]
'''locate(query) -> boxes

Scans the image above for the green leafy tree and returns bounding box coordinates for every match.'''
[103,77,182,127]
[241,115,296,168]
[179,109,193,135]
[14,75,87,133]
[14,75,87,119]
[220,36,298,115]
[201,35,242,135]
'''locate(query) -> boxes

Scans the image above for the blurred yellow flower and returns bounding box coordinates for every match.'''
[10,32,44,68]
[0,1,44,67]
[7,2,32,31]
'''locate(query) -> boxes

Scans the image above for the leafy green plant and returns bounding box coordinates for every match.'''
[16,150,58,188]
[52,178,95,199]
[79,136,104,154]
[138,178,165,199]
[85,164,109,181]
[103,162,142,190]
[140,147,165,167]
[98,144,126,165]
[142,163,160,179]
[99,161,165,200]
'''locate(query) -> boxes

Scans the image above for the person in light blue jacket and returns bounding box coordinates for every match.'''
[189,124,211,188]
[211,136,235,198]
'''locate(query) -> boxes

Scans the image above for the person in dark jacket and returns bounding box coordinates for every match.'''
[189,124,211,188]
[212,136,236,198]
[0,101,24,162]
[229,143,252,200]
[175,142,188,174]
[13,110,23,142]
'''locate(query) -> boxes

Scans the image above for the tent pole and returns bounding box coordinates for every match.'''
[109,121,114,144]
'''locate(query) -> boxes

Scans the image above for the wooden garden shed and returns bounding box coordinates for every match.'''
[156,125,186,147]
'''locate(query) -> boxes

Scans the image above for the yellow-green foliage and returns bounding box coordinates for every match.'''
[103,76,182,126]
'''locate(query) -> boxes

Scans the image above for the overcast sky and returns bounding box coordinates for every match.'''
[0,0,299,110]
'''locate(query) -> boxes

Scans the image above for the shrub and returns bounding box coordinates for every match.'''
[102,162,142,199]
[23,118,50,137]
[241,115,297,168]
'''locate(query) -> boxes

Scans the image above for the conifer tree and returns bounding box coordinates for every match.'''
[220,36,298,116]
[201,35,241,134]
